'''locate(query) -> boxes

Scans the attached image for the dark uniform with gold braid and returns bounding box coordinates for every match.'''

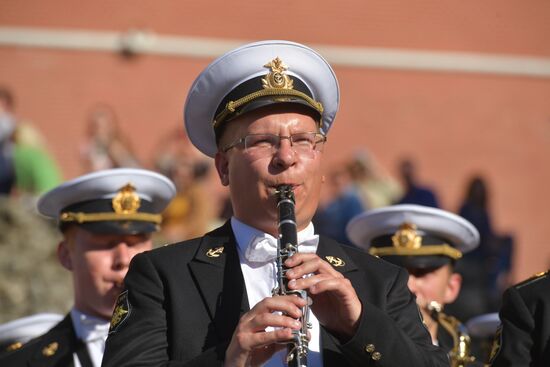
[489,270,550,366]
[103,221,447,366]
[1,315,92,367]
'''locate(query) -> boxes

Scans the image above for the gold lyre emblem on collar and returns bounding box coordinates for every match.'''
[392,223,422,249]
[112,183,141,214]
[206,246,224,258]
[325,255,345,267]
[262,57,294,90]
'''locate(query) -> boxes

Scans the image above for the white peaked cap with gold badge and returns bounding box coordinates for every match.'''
[184,40,340,157]
[346,204,480,269]
[37,168,176,235]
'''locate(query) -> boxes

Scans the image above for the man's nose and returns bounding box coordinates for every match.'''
[272,137,297,168]
[113,242,131,271]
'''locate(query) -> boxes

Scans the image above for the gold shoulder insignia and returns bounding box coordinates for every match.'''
[109,290,131,334]
[325,256,345,267]
[5,341,23,352]
[42,342,58,357]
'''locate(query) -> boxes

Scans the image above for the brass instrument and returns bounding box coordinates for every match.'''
[428,301,476,367]
[272,185,310,367]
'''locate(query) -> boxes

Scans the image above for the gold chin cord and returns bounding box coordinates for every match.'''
[427,301,476,367]
[272,185,310,367]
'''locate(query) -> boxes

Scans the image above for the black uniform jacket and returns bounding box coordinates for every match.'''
[0,314,91,367]
[102,221,448,366]
[490,270,550,366]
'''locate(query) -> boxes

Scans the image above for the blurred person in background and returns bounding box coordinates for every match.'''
[158,154,215,242]
[347,204,482,365]
[80,104,140,172]
[0,168,175,367]
[347,150,402,209]
[313,161,365,246]
[0,86,61,197]
[154,125,217,242]
[458,176,513,308]
[396,158,440,208]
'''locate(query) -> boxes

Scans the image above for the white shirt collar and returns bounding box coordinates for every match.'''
[230,216,316,255]
[70,308,110,343]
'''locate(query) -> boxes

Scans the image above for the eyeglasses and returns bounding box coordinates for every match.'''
[222,132,327,158]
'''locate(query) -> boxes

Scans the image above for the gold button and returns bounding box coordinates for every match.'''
[42,342,59,357]
[372,351,382,360]
[365,344,375,353]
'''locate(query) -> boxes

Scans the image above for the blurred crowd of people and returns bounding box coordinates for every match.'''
[0,86,228,245]
[314,151,514,323]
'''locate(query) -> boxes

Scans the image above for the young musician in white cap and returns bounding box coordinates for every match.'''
[346,204,480,361]
[0,168,175,367]
[102,40,448,367]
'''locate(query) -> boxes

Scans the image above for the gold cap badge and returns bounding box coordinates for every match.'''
[112,183,141,214]
[262,57,294,90]
[392,223,422,249]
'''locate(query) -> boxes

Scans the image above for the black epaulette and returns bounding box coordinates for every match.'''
[515,270,549,289]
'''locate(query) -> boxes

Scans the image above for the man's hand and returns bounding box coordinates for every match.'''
[284,253,362,341]
[225,295,306,367]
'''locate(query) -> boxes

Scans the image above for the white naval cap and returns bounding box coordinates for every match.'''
[0,313,63,351]
[346,204,480,268]
[37,168,176,234]
[184,40,340,157]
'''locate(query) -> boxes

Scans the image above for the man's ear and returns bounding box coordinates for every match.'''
[57,240,73,271]
[215,152,230,186]
[444,272,462,304]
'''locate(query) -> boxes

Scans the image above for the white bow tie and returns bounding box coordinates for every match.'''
[245,233,319,263]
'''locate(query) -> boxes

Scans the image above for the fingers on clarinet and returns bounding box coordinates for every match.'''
[251,313,302,331]
[310,277,353,295]
[268,295,307,313]
[289,273,332,290]
[254,327,295,348]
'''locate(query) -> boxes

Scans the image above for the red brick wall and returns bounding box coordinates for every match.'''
[1,0,549,281]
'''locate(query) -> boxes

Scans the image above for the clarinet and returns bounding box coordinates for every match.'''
[272,185,310,367]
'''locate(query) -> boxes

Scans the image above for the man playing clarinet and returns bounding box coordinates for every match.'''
[102,40,448,367]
